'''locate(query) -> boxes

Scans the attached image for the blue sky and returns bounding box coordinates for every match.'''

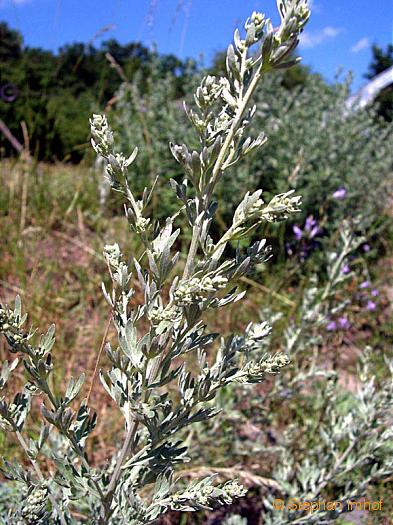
[1,0,392,90]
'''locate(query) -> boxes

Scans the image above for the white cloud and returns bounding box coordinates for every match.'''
[300,26,343,49]
[350,37,370,53]
[0,0,31,6]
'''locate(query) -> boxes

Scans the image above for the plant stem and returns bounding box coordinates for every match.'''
[16,430,68,525]
[87,312,112,403]
[183,223,201,279]
[35,359,108,511]
[182,58,268,281]
[102,419,140,522]
[316,439,357,493]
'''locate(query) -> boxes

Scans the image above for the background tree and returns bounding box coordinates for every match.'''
[0,22,193,161]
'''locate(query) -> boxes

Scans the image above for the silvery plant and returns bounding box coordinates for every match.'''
[200,225,393,524]
[0,2,312,523]
[261,227,393,524]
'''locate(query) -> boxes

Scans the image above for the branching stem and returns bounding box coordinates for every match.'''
[16,430,68,525]
[182,58,268,280]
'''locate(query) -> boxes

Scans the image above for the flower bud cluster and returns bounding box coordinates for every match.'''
[174,274,228,306]
[0,305,25,350]
[198,479,246,506]
[244,321,272,350]
[250,11,265,28]
[104,243,130,289]
[104,243,127,276]
[277,0,310,36]
[291,0,310,30]
[191,75,237,144]
[169,479,247,510]
[90,114,113,157]
[19,485,49,525]
[106,152,135,180]
[194,76,229,109]
[135,215,150,234]
[149,305,181,326]
[103,243,122,270]
[0,306,17,332]
[209,110,233,138]
[236,352,290,383]
[90,114,139,201]
[245,11,266,42]
[260,190,302,222]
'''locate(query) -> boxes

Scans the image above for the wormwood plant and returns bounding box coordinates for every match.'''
[262,229,393,524]
[197,225,393,524]
[0,2,311,523]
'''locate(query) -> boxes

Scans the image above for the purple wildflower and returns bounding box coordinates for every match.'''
[338,317,350,330]
[359,281,370,289]
[366,300,377,311]
[305,216,317,232]
[332,187,347,200]
[371,289,379,297]
[304,216,319,238]
[363,244,370,252]
[341,264,350,275]
[326,321,337,331]
[293,225,303,240]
